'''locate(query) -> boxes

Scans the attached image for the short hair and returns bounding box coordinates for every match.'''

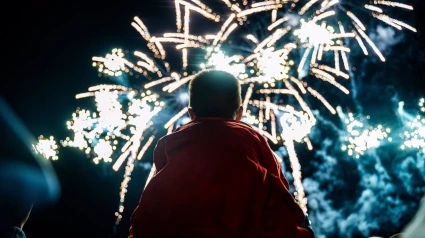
[189,70,242,118]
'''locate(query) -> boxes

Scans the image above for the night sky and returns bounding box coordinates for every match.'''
[5,1,173,237]
[4,0,425,238]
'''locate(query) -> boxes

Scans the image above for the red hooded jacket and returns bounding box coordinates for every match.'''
[129,118,314,238]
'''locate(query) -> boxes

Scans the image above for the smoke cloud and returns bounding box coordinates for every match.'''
[370,26,404,53]
[279,109,425,237]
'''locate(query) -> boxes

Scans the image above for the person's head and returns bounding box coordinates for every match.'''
[188,70,243,120]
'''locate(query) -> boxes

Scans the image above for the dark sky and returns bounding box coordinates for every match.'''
[5,1,172,237]
[3,0,425,238]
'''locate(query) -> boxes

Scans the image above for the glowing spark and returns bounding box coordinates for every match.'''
[243,84,254,115]
[163,33,208,42]
[334,50,340,71]
[372,13,402,30]
[364,4,383,13]
[132,17,151,40]
[182,48,188,68]
[271,9,277,22]
[268,17,289,31]
[165,107,189,129]
[311,46,319,64]
[285,140,307,213]
[137,136,156,160]
[347,11,366,31]
[283,80,315,122]
[251,1,281,8]
[251,101,304,118]
[299,0,319,15]
[341,51,350,71]
[355,34,369,55]
[221,0,232,8]
[298,47,312,73]
[265,96,271,120]
[259,109,264,132]
[113,147,130,171]
[252,125,278,144]
[33,136,59,160]
[326,46,351,52]
[289,77,307,94]
[144,77,175,89]
[268,26,292,47]
[257,89,298,95]
[317,44,324,60]
[311,68,350,94]
[246,34,259,44]
[318,65,349,79]
[221,23,239,42]
[208,50,246,77]
[134,51,159,72]
[151,38,166,59]
[280,113,314,143]
[320,0,339,12]
[155,38,187,44]
[52,85,162,222]
[175,0,219,24]
[295,20,333,47]
[374,1,413,10]
[372,13,417,32]
[144,164,156,189]
[271,111,277,139]
[189,0,212,11]
[116,150,136,224]
[313,10,335,21]
[237,4,283,18]
[338,108,390,158]
[212,14,236,47]
[354,25,386,62]
[255,27,290,53]
[231,4,242,12]
[163,75,194,92]
[92,49,128,77]
[307,87,336,114]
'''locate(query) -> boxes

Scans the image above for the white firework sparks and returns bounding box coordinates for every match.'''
[33,136,59,161]
[338,107,391,159]
[55,85,162,222]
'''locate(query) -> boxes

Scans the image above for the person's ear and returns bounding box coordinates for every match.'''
[235,106,243,121]
[188,107,196,120]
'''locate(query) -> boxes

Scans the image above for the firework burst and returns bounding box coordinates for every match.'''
[37,0,416,223]
[337,107,391,158]
[33,135,59,161]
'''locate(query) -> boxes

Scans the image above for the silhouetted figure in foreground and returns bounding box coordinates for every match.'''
[129,70,314,238]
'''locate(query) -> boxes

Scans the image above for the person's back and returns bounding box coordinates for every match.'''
[129,70,314,238]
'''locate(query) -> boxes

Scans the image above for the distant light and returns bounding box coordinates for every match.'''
[181,117,191,124]
[179,92,189,103]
